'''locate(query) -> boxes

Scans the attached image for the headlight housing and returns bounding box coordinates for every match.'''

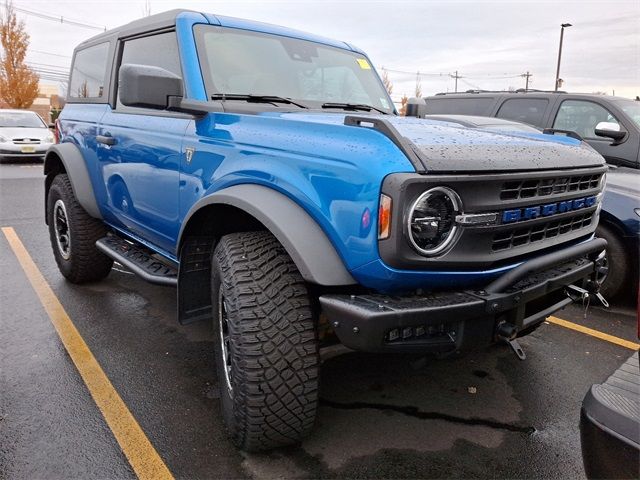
[407,186,461,256]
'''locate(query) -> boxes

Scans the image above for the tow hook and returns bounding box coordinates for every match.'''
[566,284,609,317]
[496,321,526,361]
[585,280,610,308]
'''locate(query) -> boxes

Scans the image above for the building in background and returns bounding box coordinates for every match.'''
[30,83,65,123]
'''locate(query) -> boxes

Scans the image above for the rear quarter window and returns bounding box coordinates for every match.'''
[496,98,548,127]
[69,42,110,101]
[424,97,494,115]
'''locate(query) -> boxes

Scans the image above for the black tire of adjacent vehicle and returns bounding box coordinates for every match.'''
[211,231,319,452]
[47,174,113,283]
[595,224,630,300]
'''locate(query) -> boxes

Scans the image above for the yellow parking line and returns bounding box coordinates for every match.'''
[547,316,639,351]
[2,227,173,480]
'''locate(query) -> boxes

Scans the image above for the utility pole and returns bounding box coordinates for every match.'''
[554,23,572,91]
[450,71,462,92]
[521,71,532,90]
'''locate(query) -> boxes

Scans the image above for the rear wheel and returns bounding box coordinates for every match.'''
[47,174,113,283]
[211,231,319,452]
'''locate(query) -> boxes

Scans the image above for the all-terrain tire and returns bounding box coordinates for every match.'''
[47,174,113,283]
[596,224,632,301]
[211,231,319,452]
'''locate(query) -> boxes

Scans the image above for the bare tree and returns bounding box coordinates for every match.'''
[381,67,393,96]
[400,94,408,115]
[414,72,422,98]
[0,1,39,108]
[77,80,89,98]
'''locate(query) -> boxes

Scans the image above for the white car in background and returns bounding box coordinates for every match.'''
[0,109,55,163]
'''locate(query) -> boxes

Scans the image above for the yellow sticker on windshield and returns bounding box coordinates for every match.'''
[356,58,371,69]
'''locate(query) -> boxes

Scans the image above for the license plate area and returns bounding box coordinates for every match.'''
[20,145,36,153]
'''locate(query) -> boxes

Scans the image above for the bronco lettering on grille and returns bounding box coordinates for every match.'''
[502,196,597,223]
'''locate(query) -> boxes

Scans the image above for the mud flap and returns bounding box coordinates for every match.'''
[178,236,215,324]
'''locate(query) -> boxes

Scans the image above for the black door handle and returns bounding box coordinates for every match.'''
[97,134,117,146]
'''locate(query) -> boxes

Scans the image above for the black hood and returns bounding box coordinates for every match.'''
[383,116,606,172]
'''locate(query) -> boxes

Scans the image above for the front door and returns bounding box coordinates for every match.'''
[96,30,189,255]
[552,99,638,168]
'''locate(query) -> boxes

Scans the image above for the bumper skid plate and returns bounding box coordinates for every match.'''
[320,238,606,353]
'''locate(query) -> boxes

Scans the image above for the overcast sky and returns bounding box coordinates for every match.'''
[17,0,640,100]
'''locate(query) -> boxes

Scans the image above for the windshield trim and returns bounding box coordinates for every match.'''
[193,24,395,115]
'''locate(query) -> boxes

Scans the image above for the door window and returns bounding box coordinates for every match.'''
[553,100,620,139]
[496,98,548,127]
[116,31,182,108]
[69,42,110,99]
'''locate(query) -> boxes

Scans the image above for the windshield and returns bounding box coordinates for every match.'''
[613,99,640,127]
[0,111,46,128]
[195,25,394,113]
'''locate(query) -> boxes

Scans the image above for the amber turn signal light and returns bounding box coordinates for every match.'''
[378,194,392,240]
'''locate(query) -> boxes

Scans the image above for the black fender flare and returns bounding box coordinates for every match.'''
[179,184,356,286]
[44,143,102,220]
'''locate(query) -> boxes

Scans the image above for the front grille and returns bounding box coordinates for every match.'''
[500,173,602,200]
[492,211,594,251]
[12,138,41,144]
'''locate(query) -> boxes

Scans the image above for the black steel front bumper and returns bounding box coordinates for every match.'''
[320,238,607,353]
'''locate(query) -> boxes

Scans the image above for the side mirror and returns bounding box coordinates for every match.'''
[405,97,427,118]
[119,63,183,110]
[595,121,626,144]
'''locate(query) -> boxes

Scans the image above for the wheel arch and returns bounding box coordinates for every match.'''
[178,184,356,286]
[44,143,102,224]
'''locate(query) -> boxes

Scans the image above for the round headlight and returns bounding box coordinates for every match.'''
[407,186,461,256]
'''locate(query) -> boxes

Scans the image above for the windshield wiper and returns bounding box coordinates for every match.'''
[211,94,308,109]
[321,102,389,115]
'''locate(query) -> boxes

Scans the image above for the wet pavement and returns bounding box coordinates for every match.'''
[1,162,637,479]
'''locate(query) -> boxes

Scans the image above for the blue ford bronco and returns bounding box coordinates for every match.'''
[46,9,609,451]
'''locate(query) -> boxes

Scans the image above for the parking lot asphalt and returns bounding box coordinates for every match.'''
[1,162,638,480]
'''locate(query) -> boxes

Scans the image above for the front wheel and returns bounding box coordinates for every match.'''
[211,231,319,452]
[595,224,633,301]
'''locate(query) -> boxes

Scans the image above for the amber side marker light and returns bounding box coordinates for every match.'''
[378,194,392,239]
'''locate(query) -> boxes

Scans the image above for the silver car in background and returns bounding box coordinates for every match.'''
[0,109,55,162]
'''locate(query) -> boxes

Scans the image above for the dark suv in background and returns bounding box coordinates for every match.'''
[414,92,640,302]
[422,92,639,168]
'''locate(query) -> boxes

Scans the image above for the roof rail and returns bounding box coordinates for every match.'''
[433,89,567,96]
[434,90,498,95]
[514,88,567,93]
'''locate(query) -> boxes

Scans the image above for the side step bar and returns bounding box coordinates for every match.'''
[96,235,178,287]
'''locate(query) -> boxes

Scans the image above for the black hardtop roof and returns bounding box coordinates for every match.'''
[77,9,196,47]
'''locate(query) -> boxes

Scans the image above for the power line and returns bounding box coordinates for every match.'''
[459,78,481,91]
[3,2,107,31]
[30,49,72,59]
[381,68,448,77]
[27,61,70,71]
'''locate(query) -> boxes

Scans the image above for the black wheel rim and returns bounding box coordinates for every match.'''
[53,199,71,260]
[218,289,233,396]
